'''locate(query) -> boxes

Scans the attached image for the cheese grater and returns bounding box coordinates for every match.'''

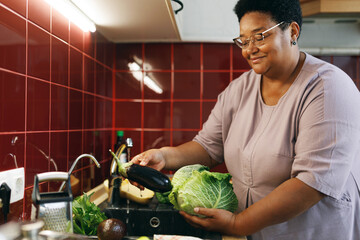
[31,171,73,233]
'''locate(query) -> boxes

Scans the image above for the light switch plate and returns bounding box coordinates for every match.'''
[0,168,25,204]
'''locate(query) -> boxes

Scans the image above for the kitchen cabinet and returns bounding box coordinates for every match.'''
[72,0,180,42]
[300,0,360,17]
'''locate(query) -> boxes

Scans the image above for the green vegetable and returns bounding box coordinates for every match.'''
[155,191,171,204]
[168,164,209,209]
[72,193,108,236]
[168,164,238,217]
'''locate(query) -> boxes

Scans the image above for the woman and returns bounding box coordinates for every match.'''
[132,0,360,239]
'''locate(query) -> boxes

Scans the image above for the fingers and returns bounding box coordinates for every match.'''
[130,149,168,179]
[193,207,214,217]
[131,149,166,170]
[179,211,203,228]
[128,180,145,190]
[179,208,234,233]
[179,207,212,219]
[131,153,148,166]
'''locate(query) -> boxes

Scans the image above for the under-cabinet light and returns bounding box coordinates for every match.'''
[44,0,96,32]
[128,62,163,94]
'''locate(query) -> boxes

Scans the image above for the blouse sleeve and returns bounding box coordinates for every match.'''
[292,69,360,199]
[193,91,227,163]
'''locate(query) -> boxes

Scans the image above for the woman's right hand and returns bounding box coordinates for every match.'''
[131,148,167,171]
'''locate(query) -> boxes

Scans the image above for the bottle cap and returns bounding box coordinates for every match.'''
[117,130,124,137]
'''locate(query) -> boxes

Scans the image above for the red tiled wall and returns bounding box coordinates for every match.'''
[1,0,360,226]
[0,0,113,222]
[113,43,250,172]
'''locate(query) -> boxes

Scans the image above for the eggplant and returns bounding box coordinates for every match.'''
[109,149,172,192]
[124,164,172,192]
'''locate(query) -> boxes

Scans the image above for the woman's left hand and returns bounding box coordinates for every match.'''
[179,207,237,234]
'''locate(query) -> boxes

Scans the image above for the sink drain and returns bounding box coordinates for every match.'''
[149,217,160,228]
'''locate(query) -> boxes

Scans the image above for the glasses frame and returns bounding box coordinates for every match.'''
[233,21,285,49]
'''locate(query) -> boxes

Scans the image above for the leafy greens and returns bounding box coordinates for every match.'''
[72,193,108,236]
[166,164,238,217]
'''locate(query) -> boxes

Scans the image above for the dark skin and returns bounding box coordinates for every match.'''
[132,12,324,237]
[179,178,323,236]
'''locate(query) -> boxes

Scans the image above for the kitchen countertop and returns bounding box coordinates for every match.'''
[223,235,247,240]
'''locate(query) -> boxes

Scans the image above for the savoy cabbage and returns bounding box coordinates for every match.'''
[167,164,238,216]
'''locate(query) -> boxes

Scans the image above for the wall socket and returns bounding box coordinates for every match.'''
[0,168,25,204]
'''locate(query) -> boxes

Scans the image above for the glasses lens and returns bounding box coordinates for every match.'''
[239,38,250,49]
[254,34,264,42]
[234,39,243,48]
[234,22,283,49]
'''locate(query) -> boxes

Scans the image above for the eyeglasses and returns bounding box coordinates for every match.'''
[233,21,285,49]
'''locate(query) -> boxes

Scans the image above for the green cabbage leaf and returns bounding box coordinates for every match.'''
[168,164,209,209]
[168,164,238,216]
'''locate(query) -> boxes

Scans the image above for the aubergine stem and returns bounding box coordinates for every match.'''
[109,149,132,178]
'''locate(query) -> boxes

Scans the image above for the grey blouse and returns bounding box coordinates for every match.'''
[194,53,360,240]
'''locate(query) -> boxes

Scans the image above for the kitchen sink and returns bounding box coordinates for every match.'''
[99,198,222,240]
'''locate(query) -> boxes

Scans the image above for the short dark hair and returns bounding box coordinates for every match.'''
[234,0,302,32]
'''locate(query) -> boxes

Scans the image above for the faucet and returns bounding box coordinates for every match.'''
[108,138,133,206]
[110,138,133,176]
[126,138,133,162]
[59,154,100,192]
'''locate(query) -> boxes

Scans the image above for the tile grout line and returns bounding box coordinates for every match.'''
[200,43,204,128]
[170,43,174,146]
[48,4,52,177]
[67,18,71,175]
[81,29,85,193]
[112,44,116,154]
[22,0,29,220]
[140,43,145,153]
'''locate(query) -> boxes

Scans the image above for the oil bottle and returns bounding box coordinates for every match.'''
[114,130,127,163]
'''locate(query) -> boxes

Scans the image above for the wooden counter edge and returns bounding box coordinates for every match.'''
[222,235,247,240]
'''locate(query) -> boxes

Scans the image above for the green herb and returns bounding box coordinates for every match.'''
[155,191,171,204]
[72,193,108,236]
